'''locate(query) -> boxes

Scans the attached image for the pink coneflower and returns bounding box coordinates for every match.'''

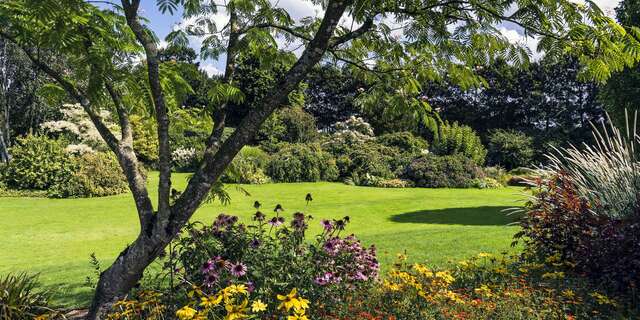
[228,262,248,277]
[320,219,333,231]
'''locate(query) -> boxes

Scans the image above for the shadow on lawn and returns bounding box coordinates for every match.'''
[390,206,521,226]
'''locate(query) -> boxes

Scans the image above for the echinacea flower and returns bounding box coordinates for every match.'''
[251,299,267,312]
[176,306,197,320]
[228,262,248,277]
[320,219,333,231]
[268,217,283,227]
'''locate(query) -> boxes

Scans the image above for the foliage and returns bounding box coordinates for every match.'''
[430,58,605,161]
[486,129,534,170]
[221,146,271,184]
[515,174,640,298]
[304,66,363,129]
[3,135,75,190]
[377,131,428,154]
[47,152,129,198]
[403,154,483,188]
[156,209,377,318]
[257,107,318,153]
[432,122,487,166]
[267,143,338,182]
[543,113,640,219]
[337,143,395,181]
[600,0,640,128]
[169,108,213,153]
[0,273,55,320]
[130,115,159,164]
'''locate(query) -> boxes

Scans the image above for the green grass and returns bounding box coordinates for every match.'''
[0,173,525,307]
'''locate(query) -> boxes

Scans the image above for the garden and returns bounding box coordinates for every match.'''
[1,0,640,319]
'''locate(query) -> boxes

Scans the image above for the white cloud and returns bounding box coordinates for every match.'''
[499,27,542,60]
[201,63,223,76]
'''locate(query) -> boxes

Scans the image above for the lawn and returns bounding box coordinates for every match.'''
[0,173,525,307]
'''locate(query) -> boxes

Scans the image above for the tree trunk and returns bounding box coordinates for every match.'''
[0,127,9,163]
[86,231,172,319]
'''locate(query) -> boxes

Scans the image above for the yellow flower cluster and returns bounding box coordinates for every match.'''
[177,284,265,320]
[384,263,462,304]
[277,288,310,320]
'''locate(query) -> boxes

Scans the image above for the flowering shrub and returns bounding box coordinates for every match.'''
[40,103,116,152]
[154,205,377,318]
[171,147,200,172]
[515,174,640,296]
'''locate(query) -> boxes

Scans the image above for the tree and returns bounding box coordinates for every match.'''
[601,0,640,127]
[428,58,606,160]
[0,0,637,318]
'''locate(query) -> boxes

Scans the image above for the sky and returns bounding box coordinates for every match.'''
[132,0,622,77]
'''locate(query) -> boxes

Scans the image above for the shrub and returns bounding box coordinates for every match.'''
[130,115,159,164]
[221,146,271,184]
[377,131,428,154]
[402,154,483,188]
[471,177,503,189]
[3,135,76,190]
[431,122,487,165]
[487,129,534,170]
[340,143,394,179]
[0,273,56,319]
[172,147,200,172]
[258,107,318,152]
[267,143,338,182]
[483,166,510,186]
[47,152,129,198]
[516,174,640,296]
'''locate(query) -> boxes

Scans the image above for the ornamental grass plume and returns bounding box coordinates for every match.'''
[542,110,640,219]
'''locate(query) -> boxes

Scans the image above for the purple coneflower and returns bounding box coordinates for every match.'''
[228,262,248,277]
[320,219,333,231]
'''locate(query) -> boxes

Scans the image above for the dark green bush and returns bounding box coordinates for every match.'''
[431,122,487,165]
[340,143,395,179]
[258,107,318,152]
[377,131,428,154]
[267,143,338,182]
[402,154,483,188]
[221,146,271,184]
[0,273,54,320]
[48,152,130,198]
[487,129,534,170]
[3,135,76,190]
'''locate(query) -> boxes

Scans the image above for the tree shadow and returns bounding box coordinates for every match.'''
[389,206,521,226]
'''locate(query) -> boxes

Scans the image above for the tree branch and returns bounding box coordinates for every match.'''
[330,16,375,47]
[122,0,173,221]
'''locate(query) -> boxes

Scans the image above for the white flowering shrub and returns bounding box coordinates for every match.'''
[41,104,118,152]
[172,147,199,172]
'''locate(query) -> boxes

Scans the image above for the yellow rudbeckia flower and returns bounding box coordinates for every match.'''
[277,288,299,311]
[176,306,197,320]
[251,299,267,312]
